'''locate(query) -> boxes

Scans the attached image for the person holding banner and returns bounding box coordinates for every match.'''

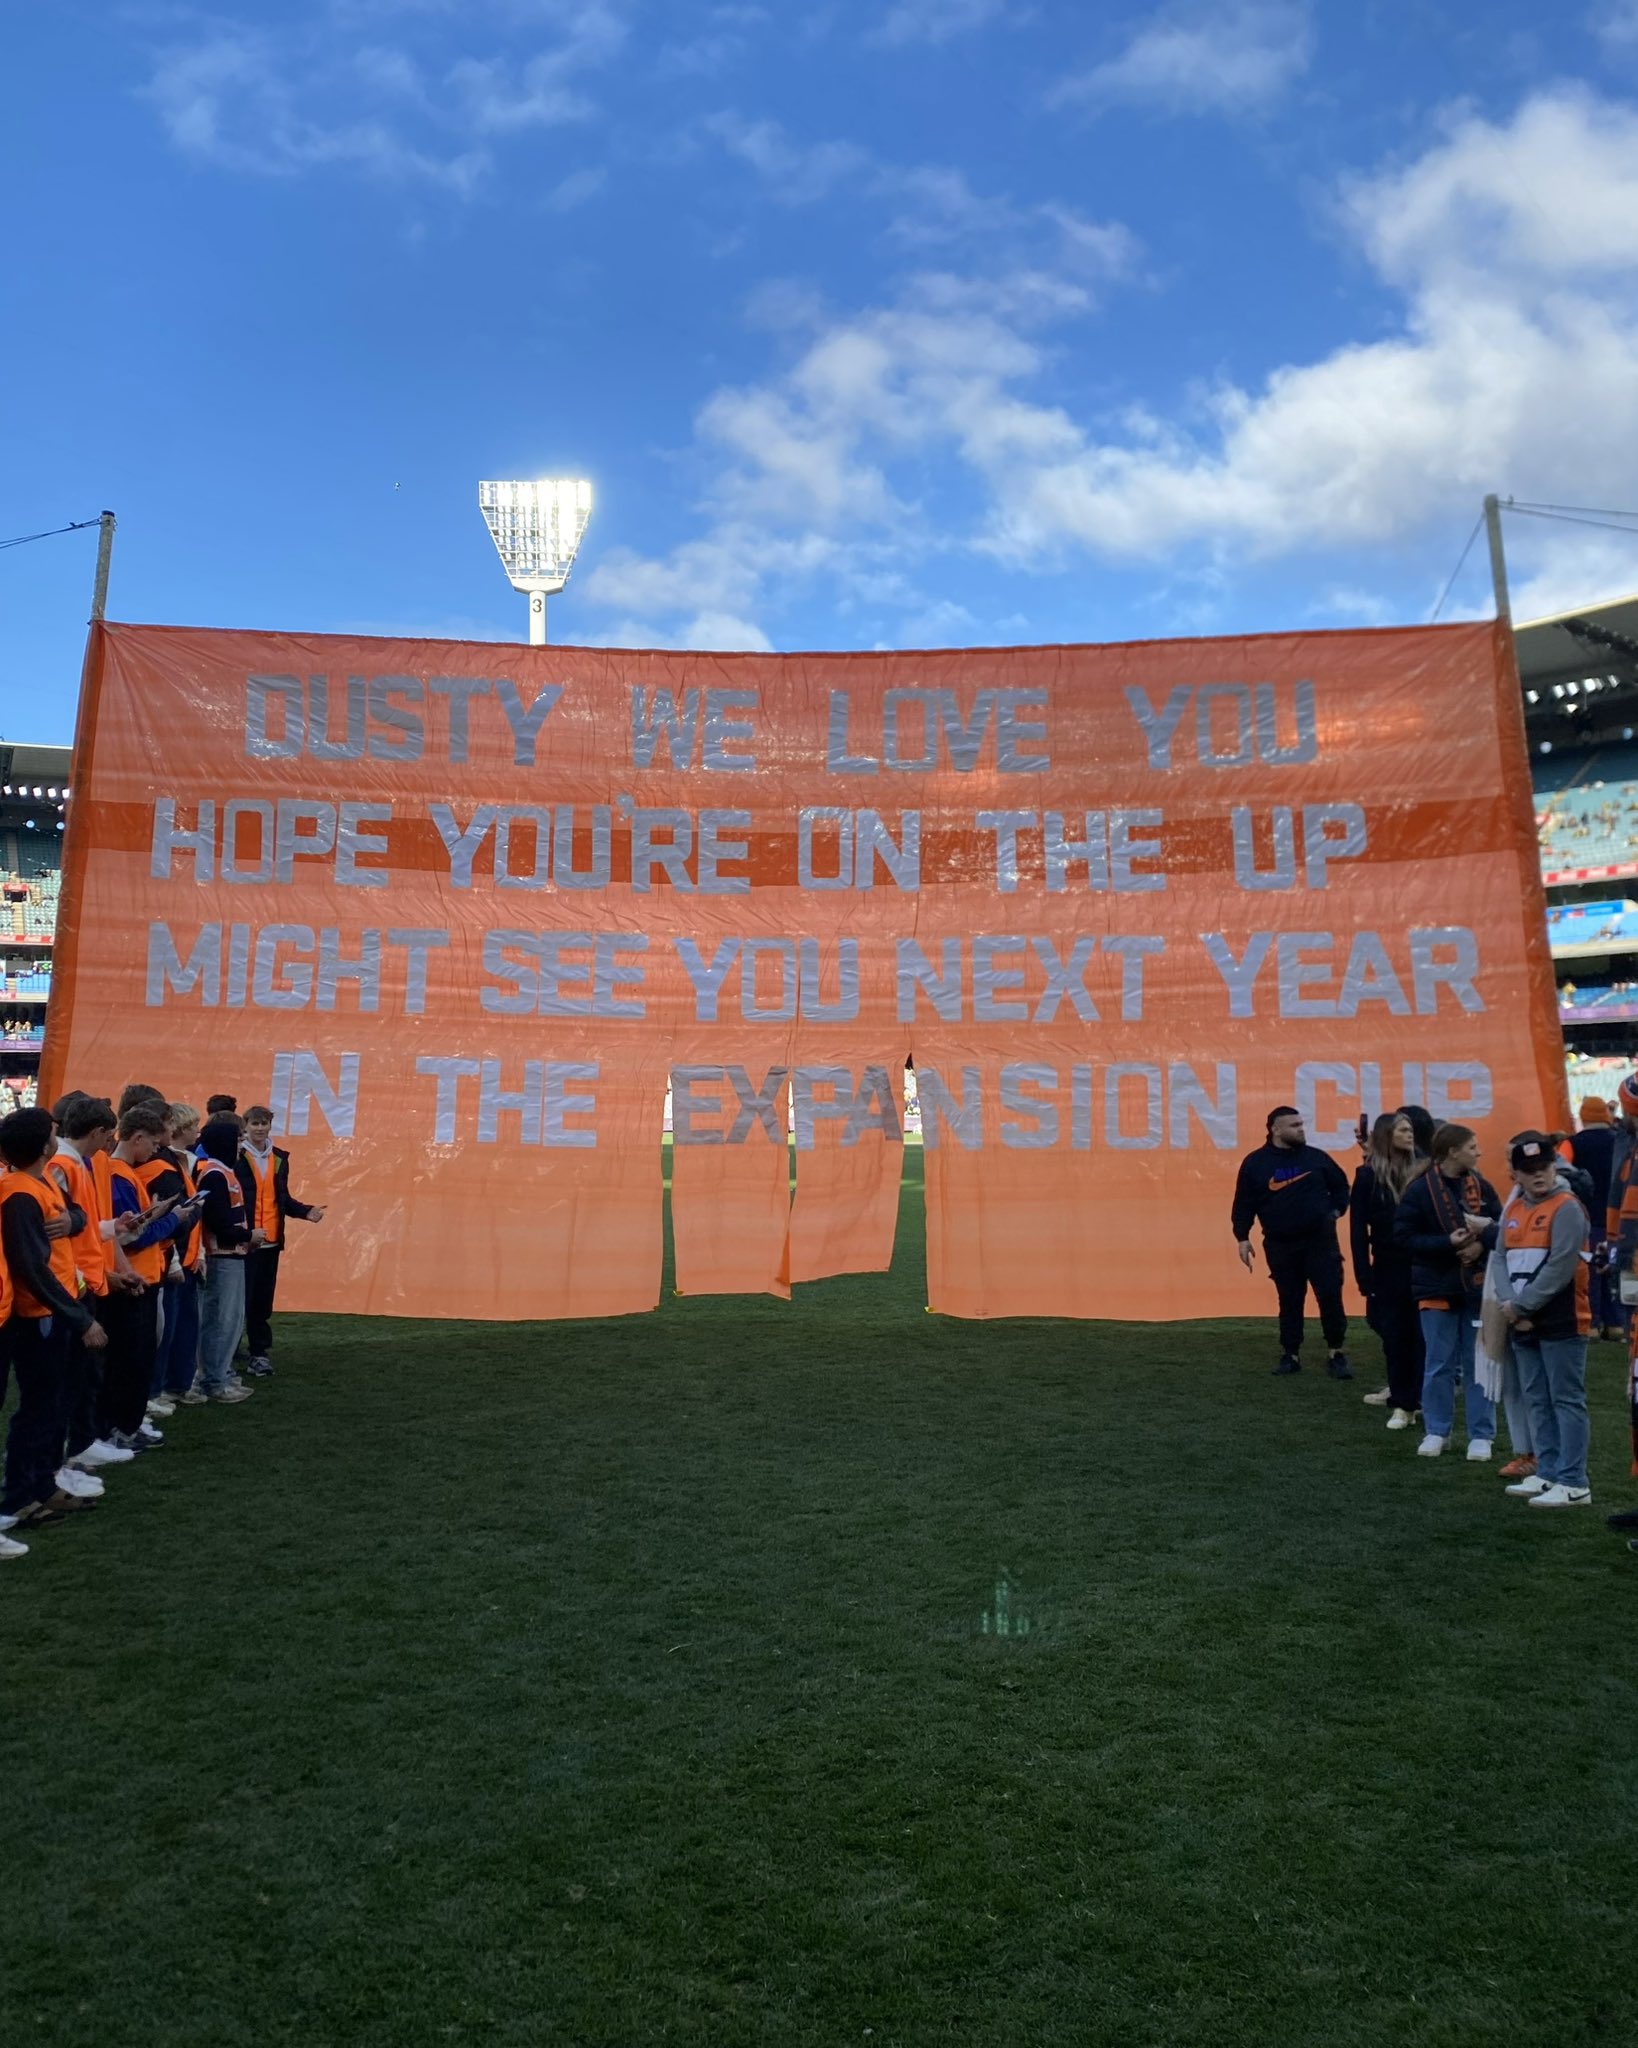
[1232,1107,1352,1378]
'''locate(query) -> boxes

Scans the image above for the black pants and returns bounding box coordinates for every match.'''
[98,1287,160,1439]
[1366,1278,1425,1411]
[63,1312,106,1461]
[1265,1230,1347,1357]
[244,1246,282,1358]
[2,1315,71,1515]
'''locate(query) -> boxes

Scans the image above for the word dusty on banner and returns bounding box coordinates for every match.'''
[234,671,1322,776]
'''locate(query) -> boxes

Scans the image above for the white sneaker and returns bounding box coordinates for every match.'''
[54,1466,104,1500]
[1386,1408,1415,1431]
[72,1439,134,1468]
[1417,1434,1448,1457]
[1505,1475,1552,1497]
[147,1396,176,1419]
[1529,1484,1593,1509]
[0,1532,26,1559]
[1362,1388,1391,1406]
[137,1420,164,1445]
[0,1510,20,1532]
[1466,1439,1493,1462]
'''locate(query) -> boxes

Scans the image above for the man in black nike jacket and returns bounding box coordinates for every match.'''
[1232,1105,1353,1379]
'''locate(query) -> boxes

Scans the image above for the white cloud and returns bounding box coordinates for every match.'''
[654,3,769,78]
[142,3,625,189]
[983,89,1638,562]
[449,8,624,132]
[589,611,774,652]
[582,88,1638,646]
[701,114,1142,293]
[872,0,1006,49]
[701,112,869,203]
[1508,525,1638,624]
[143,29,487,189]
[1593,3,1638,50]
[1051,2,1312,118]
[543,166,607,210]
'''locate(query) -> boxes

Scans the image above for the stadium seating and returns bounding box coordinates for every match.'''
[1545,898,1638,948]
[1559,983,1638,1019]
[1536,744,1638,874]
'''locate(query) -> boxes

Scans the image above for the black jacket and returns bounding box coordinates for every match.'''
[1348,1162,1417,1296]
[1231,1142,1350,1244]
[1393,1167,1502,1304]
[1569,1124,1615,1219]
[198,1168,252,1255]
[0,1178,93,1332]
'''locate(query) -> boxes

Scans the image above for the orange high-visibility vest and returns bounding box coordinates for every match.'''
[47,1147,107,1298]
[243,1148,281,1244]
[90,1150,118,1279]
[169,1150,202,1271]
[0,1168,81,1316]
[108,1157,167,1285]
[1500,1186,1591,1339]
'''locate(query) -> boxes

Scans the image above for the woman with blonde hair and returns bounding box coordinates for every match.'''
[1350,1112,1425,1428]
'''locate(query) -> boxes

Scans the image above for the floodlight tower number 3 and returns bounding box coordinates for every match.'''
[479,478,593,645]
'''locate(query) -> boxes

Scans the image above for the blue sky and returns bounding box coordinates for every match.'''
[8,0,1638,738]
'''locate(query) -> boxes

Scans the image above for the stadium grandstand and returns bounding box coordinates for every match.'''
[0,740,70,1111]
[9,602,1638,1114]
[1520,590,1638,1100]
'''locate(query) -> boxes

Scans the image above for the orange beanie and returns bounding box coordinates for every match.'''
[1580,1095,1612,1125]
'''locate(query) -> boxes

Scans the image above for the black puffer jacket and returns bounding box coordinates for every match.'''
[1393,1166,1502,1305]
[1349,1162,1419,1296]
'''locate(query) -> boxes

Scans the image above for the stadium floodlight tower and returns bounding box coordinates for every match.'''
[478,478,593,644]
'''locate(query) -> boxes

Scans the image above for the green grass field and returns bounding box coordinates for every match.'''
[6,1146,1638,2046]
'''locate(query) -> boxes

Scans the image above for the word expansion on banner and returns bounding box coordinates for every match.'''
[135,666,1499,1156]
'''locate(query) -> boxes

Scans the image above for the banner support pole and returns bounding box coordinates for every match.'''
[1483,494,1511,624]
[90,509,116,622]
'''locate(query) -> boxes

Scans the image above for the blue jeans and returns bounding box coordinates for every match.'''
[198,1260,246,1391]
[1419,1307,1494,1442]
[1512,1334,1590,1490]
[152,1271,202,1398]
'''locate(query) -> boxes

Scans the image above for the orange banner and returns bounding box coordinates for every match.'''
[42,619,1564,1321]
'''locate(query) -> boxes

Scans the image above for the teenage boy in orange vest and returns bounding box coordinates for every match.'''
[48,1093,135,1480]
[237,1106,324,1377]
[0,1108,107,1530]
[0,1231,19,1557]
[1488,1131,1594,1509]
[101,1102,198,1452]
